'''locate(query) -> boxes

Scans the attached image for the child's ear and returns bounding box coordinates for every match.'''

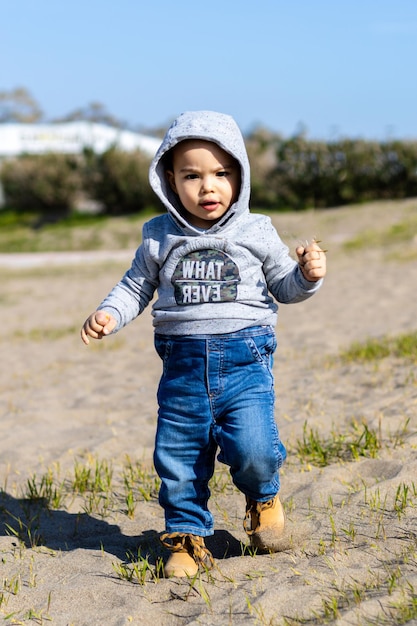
[166,170,177,194]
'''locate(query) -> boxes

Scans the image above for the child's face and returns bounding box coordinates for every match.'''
[166,140,241,229]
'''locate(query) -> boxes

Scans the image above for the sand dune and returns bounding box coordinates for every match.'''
[1,199,416,625]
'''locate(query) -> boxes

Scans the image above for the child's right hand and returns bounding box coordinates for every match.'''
[81,311,117,345]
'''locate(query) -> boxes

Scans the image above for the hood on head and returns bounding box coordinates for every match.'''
[148,111,250,232]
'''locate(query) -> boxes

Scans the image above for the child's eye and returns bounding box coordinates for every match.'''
[216,170,229,177]
[185,173,199,180]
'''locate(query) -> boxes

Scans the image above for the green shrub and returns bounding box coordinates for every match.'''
[3,133,417,216]
[83,147,156,215]
[245,129,417,210]
[1,153,82,213]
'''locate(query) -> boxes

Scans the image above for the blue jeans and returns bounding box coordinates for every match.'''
[153,326,286,537]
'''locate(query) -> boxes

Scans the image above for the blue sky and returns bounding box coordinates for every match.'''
[2,0,417,140]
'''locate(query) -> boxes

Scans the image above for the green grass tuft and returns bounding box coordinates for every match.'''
[340,331,417,363]
[344,215,417,251]
[294,420,381,467]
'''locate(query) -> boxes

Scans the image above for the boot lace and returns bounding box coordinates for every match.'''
[160,532,214,570]
[243,497,275,535]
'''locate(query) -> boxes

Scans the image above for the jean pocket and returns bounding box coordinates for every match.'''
[245,333,277,369]
[154,335,172,364]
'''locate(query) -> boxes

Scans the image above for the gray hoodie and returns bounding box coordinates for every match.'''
[99,111,322,335]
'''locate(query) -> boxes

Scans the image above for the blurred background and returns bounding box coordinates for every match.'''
[1,0,417,237]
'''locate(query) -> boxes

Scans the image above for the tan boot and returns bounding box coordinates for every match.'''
[160,533,214,577]
[243,495,285,552]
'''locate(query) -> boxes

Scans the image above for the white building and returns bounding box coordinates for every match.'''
[0,121,161,158]
[0,121,161,207]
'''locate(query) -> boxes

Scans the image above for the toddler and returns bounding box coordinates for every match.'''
[81,111,326,576]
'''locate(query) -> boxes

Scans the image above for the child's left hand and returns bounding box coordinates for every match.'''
[296,240,327,282]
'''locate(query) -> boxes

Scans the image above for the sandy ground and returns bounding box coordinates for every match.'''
[1,199,417,625]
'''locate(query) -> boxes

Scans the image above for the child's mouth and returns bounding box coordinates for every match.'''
[201,201,219,211]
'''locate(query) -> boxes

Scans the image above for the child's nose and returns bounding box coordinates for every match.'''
[201,176,215,193]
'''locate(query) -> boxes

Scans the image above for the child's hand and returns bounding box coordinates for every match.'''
[296,240,327,283]
[81,311,117,345]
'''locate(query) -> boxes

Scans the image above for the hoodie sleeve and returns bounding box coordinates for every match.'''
[261,221,323,304]
[98,225,159,331]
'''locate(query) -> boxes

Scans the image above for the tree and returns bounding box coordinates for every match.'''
[53,101,123,127]
[0,87,43,123]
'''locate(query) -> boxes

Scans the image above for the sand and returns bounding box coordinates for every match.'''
[1,199,416,625]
